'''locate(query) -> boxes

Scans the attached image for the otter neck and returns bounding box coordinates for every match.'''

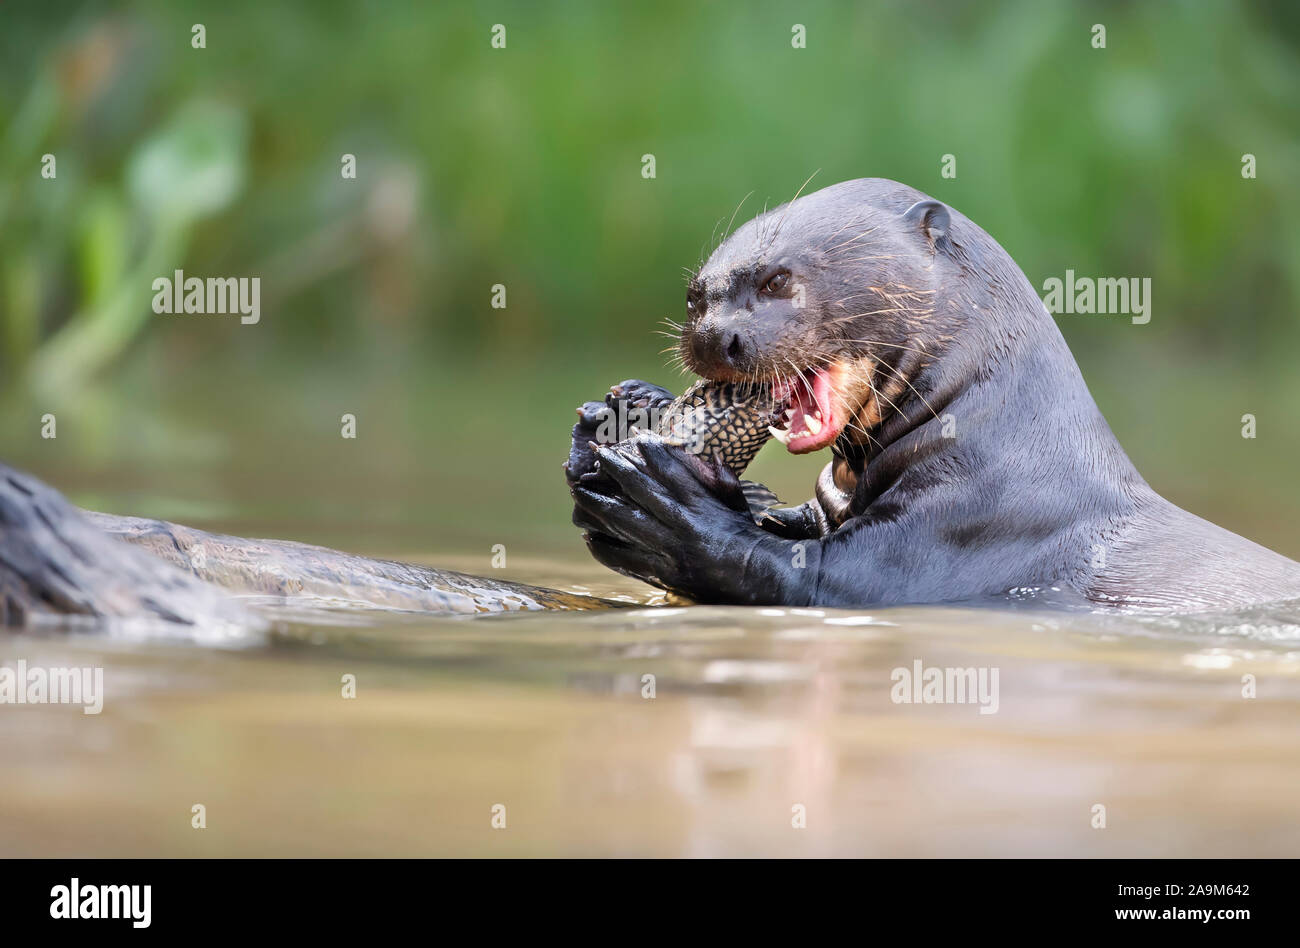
[841,301,1143,514]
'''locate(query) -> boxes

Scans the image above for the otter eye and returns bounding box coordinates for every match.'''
[761,271,790,295]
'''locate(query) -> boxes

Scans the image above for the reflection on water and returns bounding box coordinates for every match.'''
[2,552,1299,857]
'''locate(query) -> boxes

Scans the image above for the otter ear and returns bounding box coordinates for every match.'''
[902,200,951,249]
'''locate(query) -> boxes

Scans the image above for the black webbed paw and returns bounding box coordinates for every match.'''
[564,380,677,489]
[570,436,760,596]
[606,379,675,414]
[564,400,612,487]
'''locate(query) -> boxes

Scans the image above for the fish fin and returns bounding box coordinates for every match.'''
[741,479,782,521]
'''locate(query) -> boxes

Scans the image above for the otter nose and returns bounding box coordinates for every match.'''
[724,331,744,365]
[689,318,750,378]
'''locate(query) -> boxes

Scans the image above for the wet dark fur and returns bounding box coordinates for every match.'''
[569,177,1300,612]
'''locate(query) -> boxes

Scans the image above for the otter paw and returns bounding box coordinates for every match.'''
[565,381,677,491]
[563,400,612,487]
[606,379,675,413]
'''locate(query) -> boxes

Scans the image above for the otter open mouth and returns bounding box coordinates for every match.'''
[767,365,846,454]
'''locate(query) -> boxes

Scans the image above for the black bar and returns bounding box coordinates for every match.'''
[0,858,1284,935]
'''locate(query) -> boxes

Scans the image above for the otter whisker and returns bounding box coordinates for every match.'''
[720,190,754,247]
[872,361,939,422]
[833,337,933,358]
[827,254,903,264]
[861,366,909,424]
[821,225,881,255]
[823,308,924,324]
[841,418,885,454]
[707,213,731,258]
[765,170,821,250]
[818,213,870,249]
[840,357,940,424]
[782,357,823,412]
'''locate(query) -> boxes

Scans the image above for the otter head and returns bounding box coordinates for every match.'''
[680,178,960,455]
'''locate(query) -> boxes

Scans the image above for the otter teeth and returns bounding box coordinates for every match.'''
[804,414,823,435]
[767,425,792,445]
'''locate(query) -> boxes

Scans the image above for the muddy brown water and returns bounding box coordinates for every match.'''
[3,548,1299,858]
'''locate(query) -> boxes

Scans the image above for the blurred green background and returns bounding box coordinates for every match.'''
[2,0,1298,563]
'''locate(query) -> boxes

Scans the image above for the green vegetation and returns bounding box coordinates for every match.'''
[2,0,1297,556]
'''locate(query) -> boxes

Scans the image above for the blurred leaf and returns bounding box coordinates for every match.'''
[1,251,42,378]
[76,188,128,306]
[29,221,188,400]
[126,101,247,222]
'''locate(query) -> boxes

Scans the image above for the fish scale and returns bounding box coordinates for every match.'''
[654,380,778,474]
[644,380,782,519]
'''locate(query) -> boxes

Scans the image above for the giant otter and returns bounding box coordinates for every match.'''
[568,177,1300,612]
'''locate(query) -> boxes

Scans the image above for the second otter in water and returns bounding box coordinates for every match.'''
[568,177,1300,612]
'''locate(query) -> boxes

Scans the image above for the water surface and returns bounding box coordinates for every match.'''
[4,549,1298,858]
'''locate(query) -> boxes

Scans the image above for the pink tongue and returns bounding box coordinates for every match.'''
[785,369,837,454]
[809,368,834,417]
